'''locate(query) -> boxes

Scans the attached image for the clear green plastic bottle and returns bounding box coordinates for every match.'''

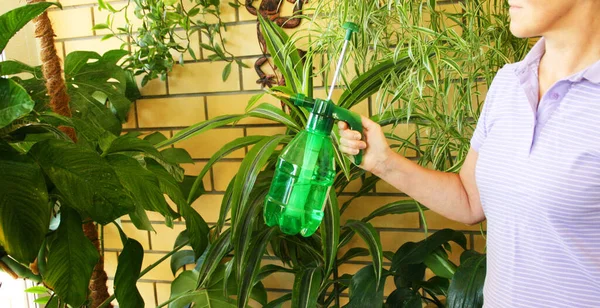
[264,95,363,237]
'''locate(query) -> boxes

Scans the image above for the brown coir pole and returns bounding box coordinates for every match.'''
[25,1,112,306]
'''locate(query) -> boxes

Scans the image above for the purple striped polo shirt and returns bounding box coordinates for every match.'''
[471,38,600,307]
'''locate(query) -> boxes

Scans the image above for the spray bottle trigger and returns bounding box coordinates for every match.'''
[332,105,364,165]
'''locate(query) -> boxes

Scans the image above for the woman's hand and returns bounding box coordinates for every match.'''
[338,115,393,175]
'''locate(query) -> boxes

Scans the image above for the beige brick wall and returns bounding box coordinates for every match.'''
[4,0,489,305]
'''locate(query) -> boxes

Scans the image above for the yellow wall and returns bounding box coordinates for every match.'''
[3,0,487,306]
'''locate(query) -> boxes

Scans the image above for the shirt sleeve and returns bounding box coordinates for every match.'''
[470,74,500,152]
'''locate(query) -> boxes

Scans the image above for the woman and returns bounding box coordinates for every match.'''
[339,1,600,306]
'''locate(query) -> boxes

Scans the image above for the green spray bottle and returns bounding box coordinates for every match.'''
[264,22,362,237]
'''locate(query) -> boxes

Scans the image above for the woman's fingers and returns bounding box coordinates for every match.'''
[340,136,366,149]
[339,145,360,155]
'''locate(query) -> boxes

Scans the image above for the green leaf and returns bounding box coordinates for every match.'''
[394,258,426,289]
[423,247,457,279]
[385,288,422,308]
[346,265,386,307]
[33,296,51,304]
[167,270,206,308]
[292,267,322,308]
[392,229,467,269]
[45,207,99,307]
[238,228,276,308]
[161,148,194,164]
[170,250,196,276]
[245,92,265,111]
[247,103,301,132]
[420,276,449,298]
[0,143,49,263]
[222,62,232,81]
[69,90,122,136]
[337,247,369,265]
[264,293,292,308]
[256,264,295,281]
[107,155,177,227]
[0,60,41,76]
[447,251,486,308]
[92,23,109,30]
[197,229,232,288]
[0,2,58,53]
[187,135,266,203]
[321,191,340,279]
[0,78,35,128]
[343,220,383,288]
[29,139,135,224]
[157,114,243,148]
[231,135,287,277]
[362,200,423,223]
[258,16,303,93]
[24,286,50,294]
[105,134,161,156]
[144,131,168,145]
[146,160,209,259]
[115,239,145,308]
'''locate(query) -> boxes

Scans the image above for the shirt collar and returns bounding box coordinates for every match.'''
[514,37,600,85]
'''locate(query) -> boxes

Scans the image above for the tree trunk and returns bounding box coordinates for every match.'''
[25,1,112,306]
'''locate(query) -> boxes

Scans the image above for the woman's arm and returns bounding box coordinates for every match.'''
[339,117,485,225]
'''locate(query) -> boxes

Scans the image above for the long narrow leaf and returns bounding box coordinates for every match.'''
[321,191,340,280]
[197,229,232,288]
[343,220,383,288]
[157,115,243,148]
[292,267,322,308]
[238,228,276,308]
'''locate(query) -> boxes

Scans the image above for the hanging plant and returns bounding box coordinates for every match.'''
[95,0,246,86]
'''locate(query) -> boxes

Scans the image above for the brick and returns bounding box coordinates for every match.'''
[337,263,366,278]
[376,180,401,194]
[169,30,201,62]
[339,176,363,194]
[379,231,427,256]
[149,223,186,251]
[191,194,224,224]
[142,252,175,281]
[155,282,171,306]
[383,275,396,299]
[202,1,237,23]
[212,161,241,192]
[222,24,262,57]
[182,162,213,192]
[260,259,294,290]
[103,221,150,250]
[93,4,144,36]
[59,0,117,6]
[473,234,486,253]
[122,104,137,129]
[137,96,205,128]
[3,21,39,66]
[422,211,486,232]
[206,93,281,125]
[168,62,240,94]
[241,58,263,91]
[138,282,157,307]
[63,37,124,58]
[174,127,244,159]
[339,196,420,229]
[48,7,94,39]
[103,251,119,278]
[246,126,288,137]
[136,75,168,96]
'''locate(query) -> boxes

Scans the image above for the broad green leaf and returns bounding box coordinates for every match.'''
[346,265,386,307]
[146,160,208,259]
[161,148,194,164]
[45,207,99,307]
[0,143,49,263]
[157,114,243,149]
[392,229,467,269]
[0,60,41,77]
[144,131,168,145]
[423,247,457,279]
[447,251,486,308]
[0,2,59,53]
[29,139,135,224]
[394,257,426,289]
[69,90,122,136]
[385,288,422,308]
[187,135,266,203]
[238,228,276,308]
[167,270,208,308]
[0,78,35,128]
[247,103,301,132]
[343,220,383,288]
[105,134,162,156]
[170,250,196,276]
[292,267,322,308]
[115,239,145,308]
[420,276,449,298]
[321,190,340,279]
[65,51,132,122]
[107,154,177,228]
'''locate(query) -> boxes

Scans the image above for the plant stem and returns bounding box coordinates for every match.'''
[97,239,190,308]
